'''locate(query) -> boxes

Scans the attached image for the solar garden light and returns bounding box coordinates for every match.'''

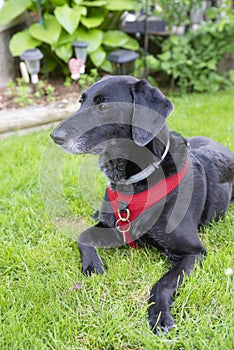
[20,48,44,85]
[107,49,139,75]
[72,41,88,74]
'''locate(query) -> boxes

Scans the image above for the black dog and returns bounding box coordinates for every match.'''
[50,75,234,334]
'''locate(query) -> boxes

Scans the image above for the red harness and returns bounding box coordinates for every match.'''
[107,160,189,247]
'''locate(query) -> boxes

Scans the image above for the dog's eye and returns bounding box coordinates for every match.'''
[79,93,87,105]
[98,104,110,111]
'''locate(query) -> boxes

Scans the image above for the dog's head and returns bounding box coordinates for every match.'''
[50,75,173,182]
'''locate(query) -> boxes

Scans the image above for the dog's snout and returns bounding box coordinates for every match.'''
[50,129,67,145]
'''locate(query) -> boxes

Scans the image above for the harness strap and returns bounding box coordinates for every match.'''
[108,159,189,247]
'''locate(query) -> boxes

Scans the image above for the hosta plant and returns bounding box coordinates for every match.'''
[0,0,139,75]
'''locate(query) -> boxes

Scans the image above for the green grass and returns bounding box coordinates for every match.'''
[0,89,234,350]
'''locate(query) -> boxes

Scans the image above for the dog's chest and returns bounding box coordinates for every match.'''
[99,160,190,246]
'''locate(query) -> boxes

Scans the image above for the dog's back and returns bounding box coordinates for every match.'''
[189,136,234,224]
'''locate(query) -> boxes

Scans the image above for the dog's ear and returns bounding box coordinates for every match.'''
[131,80,173,146]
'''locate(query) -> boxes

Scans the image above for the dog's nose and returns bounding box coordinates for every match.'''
[50,129,67,145]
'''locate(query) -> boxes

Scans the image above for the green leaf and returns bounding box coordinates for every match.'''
[161,61,172,73]
[105,0,136,11]
[80,12,105,29]
[186,60,193,66]
[146,55,160,70]
[55,43,72,63]
[103,30,129,47]
[90,47,106,67]
[9,29,41,57]
[169,35,180,45]
[50,0,67,5]
[161,51,171,61]
[54,5,81,34]
[207,7,219,20]
[218,19,227,32]
[159,51,171,61]
[147,76,158,87]
[77,6,87,16]
[201,34,211,46]
[29,14,62,45]
[73,0,106,6]
[101,59,114,73]
[122,36,139,51]
[56,29,77,47]
[197,62,206,69]
[207,60,216,70]
[0,0,30,26]
[75,28,103,53]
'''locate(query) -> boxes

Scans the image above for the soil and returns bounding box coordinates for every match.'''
[0,79,81,111]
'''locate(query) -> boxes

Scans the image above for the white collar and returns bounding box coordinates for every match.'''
[121,139,170,185]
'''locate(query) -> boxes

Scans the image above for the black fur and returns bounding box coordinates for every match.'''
[51,75,234,335]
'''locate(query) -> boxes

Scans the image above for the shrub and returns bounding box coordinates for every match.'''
[157,2,234,92]
[0,0,139,76]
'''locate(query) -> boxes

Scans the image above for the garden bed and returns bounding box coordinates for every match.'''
[0,78,79,110]
[0,78,81,137]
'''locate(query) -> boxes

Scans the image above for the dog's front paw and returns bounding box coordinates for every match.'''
[148,307,176,335]
[82,255,104,276]
[78,243,104,276]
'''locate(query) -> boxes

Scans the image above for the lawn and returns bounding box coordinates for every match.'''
[0,89,233,350]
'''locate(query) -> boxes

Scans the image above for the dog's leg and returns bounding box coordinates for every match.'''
[78,222,123,275]
[148,253,205,335]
